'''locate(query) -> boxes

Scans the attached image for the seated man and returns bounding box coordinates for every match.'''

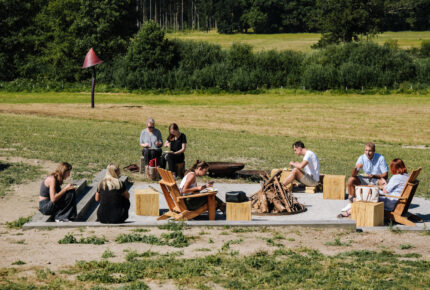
[282,141,320,188]
[347,142,388,201]
[139,117,163,166]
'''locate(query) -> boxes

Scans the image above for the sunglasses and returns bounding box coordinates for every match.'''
[148,126,154,129]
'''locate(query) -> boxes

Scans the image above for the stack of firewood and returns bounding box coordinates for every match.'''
[251,169,306,214]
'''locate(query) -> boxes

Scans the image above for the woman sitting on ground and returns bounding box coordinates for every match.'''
[95,164,130,223]
[161,123,187,176]
[39,162,77,222]
[338,158,409,218]
[179,160,225,213]
[379,158,409,211]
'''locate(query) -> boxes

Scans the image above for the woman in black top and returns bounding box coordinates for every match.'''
[39,162,77,222]
[161,123,187,176]
[95,164,130,223]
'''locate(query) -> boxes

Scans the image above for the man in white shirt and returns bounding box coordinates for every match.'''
[282,141,320,187]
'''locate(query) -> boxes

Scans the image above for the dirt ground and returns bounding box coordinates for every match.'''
[1,158,430,276]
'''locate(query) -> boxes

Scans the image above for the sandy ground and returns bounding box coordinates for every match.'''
[1,157,430,286]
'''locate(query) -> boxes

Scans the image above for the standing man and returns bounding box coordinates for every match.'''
[347,142,388,200]
[139,117,163,166]
[282,141,320,188]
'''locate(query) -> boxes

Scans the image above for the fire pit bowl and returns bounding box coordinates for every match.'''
[207,162,245,177]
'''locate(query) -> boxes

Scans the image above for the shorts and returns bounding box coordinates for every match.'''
[299,173,319,187]
[357,175,378,186]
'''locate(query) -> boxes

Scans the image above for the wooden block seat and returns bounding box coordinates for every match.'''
[227,201,252,221]
[323,175,346,200]
[351,201,384,227]
[135,188,159,216]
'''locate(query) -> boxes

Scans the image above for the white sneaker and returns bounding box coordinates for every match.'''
[341,203,352,212]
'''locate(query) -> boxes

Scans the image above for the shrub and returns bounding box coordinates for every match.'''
[415,58,430,84]
[302,64,337,90]
[421,40,430,57]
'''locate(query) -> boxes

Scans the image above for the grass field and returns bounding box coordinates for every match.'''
[3,247,429,288]
[166,30,430,52]
[0,90,429,197]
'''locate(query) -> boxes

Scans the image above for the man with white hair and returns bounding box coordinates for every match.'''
[139,117,163,166]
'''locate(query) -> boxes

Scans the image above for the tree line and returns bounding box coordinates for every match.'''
[0,0,429,90]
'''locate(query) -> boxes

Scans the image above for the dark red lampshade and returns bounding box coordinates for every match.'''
[82,48,103,69]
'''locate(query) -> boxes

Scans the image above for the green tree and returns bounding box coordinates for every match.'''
[34,0,137,81]
[315,0,384,47]
[0,0,45,80]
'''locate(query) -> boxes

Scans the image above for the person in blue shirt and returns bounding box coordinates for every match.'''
[347,142,388,201]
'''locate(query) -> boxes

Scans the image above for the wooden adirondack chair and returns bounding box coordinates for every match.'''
[156,168,217,221]
[383,167,423,226]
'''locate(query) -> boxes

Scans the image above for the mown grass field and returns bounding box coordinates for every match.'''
[166,30,430,52]
[0,90,429,197]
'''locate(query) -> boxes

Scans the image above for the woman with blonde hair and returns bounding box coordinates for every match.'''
[179,160,225,213]
[95,164,130,223]
[39,162,76,222]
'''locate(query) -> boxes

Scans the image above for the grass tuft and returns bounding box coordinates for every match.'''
[6,216,32,229]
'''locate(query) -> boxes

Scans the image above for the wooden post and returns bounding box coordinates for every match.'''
[135,188,159,216]
[323,175,346,200]
[175,162,185,178]
[227,201,252,221]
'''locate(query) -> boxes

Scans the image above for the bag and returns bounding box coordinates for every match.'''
[123,164,139,173]
[149,158,157,167]
[225,191,249,203]
[355,186,379,203]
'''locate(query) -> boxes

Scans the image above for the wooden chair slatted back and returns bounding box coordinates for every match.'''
[157,168,187,212]
[393,167,421,216]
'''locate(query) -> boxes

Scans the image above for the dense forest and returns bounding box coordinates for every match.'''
[1,0,429,90]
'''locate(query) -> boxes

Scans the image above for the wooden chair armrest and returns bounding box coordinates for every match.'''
[380,194,407,200]
[177,191,217,200]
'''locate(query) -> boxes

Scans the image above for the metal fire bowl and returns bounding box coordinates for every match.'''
[207,162,245,177]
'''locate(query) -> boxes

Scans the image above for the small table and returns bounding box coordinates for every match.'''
[351,201,384,227]
[226,201,252,221]
[134,188,159,216]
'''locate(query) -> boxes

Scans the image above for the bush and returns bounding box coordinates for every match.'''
[421,40,430,57]
[415,58,430,84]
[302,64,337,90]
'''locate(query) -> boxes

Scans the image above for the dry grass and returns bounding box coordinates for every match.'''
[1,93,429,145]
[166,30,430,52]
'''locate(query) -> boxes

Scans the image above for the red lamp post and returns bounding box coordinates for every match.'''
[82,48,103,108]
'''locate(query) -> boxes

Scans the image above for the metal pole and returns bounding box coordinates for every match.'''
[91,66,96,108]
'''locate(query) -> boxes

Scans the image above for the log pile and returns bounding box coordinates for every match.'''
[251,169,306,214]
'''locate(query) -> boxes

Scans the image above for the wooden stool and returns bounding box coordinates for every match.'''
[323,175,346,200]
[139,157,145,174]
[175,162,185,178]
[226,201,252,221]
[135,188,159,216]
[271,168,292,184]
[351,201,384,227]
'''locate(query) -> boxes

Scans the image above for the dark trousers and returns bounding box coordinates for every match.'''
[161,153,184,172]
[185,196,224,211]
[142,148,162,165]
[39,189,77,221]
